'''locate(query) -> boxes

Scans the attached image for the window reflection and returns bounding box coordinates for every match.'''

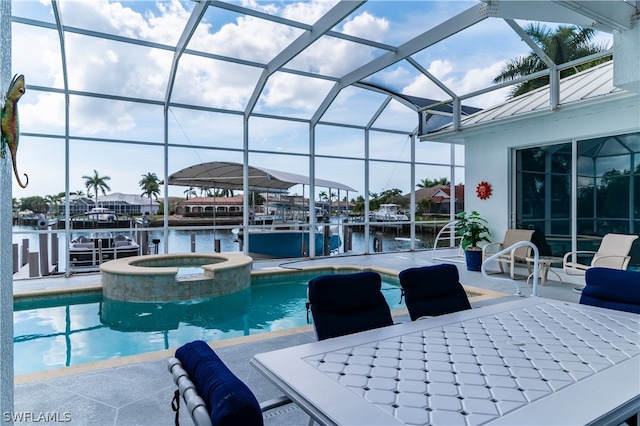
[516,143,572,257]
[517,132,639,268]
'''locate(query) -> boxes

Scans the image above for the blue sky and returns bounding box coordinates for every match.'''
[9,0,612,200]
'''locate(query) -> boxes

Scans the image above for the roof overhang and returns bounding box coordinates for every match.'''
[420,61,635,142]
[482,0,637,33]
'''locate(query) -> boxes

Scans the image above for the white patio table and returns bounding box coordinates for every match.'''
[251,298,640,426]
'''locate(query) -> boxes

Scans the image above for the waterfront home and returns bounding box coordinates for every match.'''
[175,195,245,217]
[62,193,160,216]
[422,60,640,264]
[412,184,465,216]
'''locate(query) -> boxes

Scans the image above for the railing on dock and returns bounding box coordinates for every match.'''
[431,220,464,263]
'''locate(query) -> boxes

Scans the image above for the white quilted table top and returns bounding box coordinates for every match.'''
[253,298,640,425]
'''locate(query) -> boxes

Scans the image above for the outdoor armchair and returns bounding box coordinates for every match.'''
[399,264,471,320]
[563,233,638,276]
[482,229,535,279]
[306,271,393,340]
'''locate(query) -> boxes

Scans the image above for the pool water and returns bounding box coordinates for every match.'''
[13,275,405,375]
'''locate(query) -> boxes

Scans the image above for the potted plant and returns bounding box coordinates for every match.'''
[455,210,491,271]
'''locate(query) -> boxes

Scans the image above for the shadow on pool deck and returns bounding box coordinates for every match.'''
[12,250,585,425]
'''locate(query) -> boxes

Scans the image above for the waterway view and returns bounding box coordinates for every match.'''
[12,220,440,275]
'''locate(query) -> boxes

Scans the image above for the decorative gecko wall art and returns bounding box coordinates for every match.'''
[1,74,28,188]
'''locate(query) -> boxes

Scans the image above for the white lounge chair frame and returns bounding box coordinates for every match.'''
[563,233,638,276]
[482,241,540,296]
[482,229,535,279]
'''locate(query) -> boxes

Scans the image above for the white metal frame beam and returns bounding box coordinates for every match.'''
[311,2,488,125]
[244,0,366,116]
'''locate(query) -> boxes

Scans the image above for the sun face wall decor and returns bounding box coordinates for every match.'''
[476,181,492,200]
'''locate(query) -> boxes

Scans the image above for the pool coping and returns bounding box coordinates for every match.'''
[13,264,506,384]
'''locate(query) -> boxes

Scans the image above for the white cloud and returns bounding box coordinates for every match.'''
[341,11,389,42]
[10,1,571,198]
[428,60,453,79]
[401,59,512,109]
[260,73,334,114]
[281,0,339,24]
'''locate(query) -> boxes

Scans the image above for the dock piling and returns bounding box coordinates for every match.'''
[13,244,18,273]
[21,238,28,266]
[39,232,49,276]
[28,252,39,277]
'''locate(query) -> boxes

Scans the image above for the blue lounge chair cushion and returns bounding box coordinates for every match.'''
[175,340,263,426]
[399,264,471,320]
[308,271,393,340]
[580,267,640,314]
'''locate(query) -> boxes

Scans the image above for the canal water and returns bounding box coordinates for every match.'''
[12,221,438,274]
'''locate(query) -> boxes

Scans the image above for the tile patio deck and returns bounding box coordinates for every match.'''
[11,249,585,425]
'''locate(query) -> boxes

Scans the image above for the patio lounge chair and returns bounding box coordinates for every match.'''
[579,267,640,314]
[482,229,535,279]
[306,271,393,340]
[563,233,638,275]
[398,264,471,320]
[168,340,292,426]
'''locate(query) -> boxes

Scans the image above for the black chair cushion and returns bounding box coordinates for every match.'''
[308,271,393,340]
[176,340,263,426]
[399,264,471,320]
[580,267,640,314]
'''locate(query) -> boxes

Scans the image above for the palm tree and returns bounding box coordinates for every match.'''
[183,187,196,200]
[139,172,161,215]
[218,188,234,197]
[45,194,62,216]
[82,169,111,207]
[199,186,212,197]
[247,191,265,207]
[417,177,450,189]
[12,197,20,217]
[494,23,610,98]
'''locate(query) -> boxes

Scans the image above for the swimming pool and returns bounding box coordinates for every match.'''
[13,271,405,375]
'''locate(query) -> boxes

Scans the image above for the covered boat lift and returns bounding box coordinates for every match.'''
[164,161,358,256]
[164,161,357,193]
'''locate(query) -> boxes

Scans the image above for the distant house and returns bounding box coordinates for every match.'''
[62,193,160,216]
[175,196,244,216]
[175,194,333,218]
[331,200,355,214]
[100,193,160,215]
[62,196,92,216]
[413,184,464,215]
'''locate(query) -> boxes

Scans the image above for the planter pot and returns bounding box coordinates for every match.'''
[464,249,483,271]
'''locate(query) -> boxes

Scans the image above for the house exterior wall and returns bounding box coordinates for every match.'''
[463,94,640,241]
[614,24,640,94]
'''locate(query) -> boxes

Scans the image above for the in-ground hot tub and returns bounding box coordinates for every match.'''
[99,252,253,302]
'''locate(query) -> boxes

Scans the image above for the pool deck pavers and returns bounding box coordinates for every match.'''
[11,250,585,425]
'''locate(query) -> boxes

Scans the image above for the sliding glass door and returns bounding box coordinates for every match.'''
[515,132,640,268]
[516,143,572,257]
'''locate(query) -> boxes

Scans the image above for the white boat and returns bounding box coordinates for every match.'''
[371,204,409,222]
[68,209,140,272]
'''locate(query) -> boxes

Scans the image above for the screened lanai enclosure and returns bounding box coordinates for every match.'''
[4,0,639,273]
